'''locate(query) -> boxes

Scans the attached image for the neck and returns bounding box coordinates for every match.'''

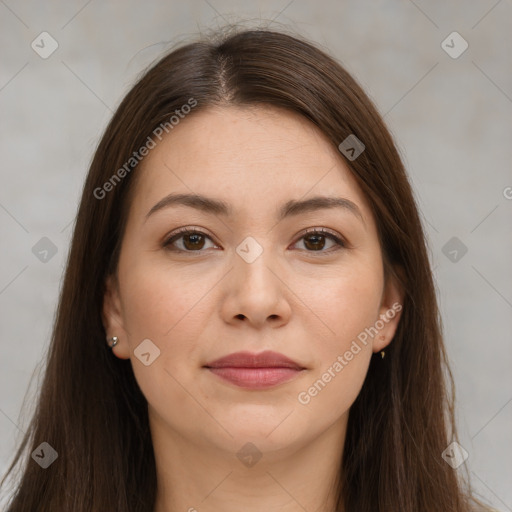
[151,409,347,512]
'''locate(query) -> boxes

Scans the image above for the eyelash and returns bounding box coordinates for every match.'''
[163,226,346,255]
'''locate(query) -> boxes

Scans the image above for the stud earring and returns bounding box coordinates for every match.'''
[107,336,118,349]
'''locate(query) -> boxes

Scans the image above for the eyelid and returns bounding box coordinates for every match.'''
[163,225,219,247]
[292,227,347,253]
[295,226,344,242]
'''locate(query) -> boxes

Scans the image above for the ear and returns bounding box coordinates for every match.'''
[102,274,131,359]
[372,265,405,353]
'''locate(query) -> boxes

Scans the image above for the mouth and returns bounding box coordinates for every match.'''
[203,350,306,389]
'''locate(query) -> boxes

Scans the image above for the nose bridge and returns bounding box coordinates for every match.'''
[226,234,290,326]
[234,234,277,291]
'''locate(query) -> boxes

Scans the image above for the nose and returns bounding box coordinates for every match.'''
[220,245,292,329]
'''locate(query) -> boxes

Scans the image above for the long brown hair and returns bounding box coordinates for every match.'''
[1,26,490,511]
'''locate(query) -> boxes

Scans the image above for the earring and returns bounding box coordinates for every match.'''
[380,335,385,358]
[107,336,118,348]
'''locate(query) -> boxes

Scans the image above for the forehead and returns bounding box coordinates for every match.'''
[129,105,373,223]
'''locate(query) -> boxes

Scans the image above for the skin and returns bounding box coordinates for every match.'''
[102,105,403,512]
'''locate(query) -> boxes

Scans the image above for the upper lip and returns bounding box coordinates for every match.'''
[204,350,304,370]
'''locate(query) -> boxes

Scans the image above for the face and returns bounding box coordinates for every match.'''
[102,105,403,461]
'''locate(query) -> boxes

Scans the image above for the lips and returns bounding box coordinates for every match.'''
[203,350,305,389]
[204,350,304,370]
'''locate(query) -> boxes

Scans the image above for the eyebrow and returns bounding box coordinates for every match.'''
[145,193,364,224]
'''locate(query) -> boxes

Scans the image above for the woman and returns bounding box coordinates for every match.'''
[0,27,494,511]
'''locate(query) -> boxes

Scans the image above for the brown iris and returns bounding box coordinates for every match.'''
[182,232,207,250]
[302,233,326,251]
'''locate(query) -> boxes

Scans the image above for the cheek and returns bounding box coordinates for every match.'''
[117,264,216,423]
[119,259,217,341]
[296,344,372,432]
[292,262,382,413]
[295,260,383,351]
[117,259,224,400]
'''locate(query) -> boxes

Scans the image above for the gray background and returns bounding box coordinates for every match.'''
[1,0,511,509]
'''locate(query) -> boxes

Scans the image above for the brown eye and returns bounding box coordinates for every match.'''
[293,229,345,253]
[164,229,217,252]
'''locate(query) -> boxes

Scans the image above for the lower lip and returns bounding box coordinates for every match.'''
[206,367,304,389]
